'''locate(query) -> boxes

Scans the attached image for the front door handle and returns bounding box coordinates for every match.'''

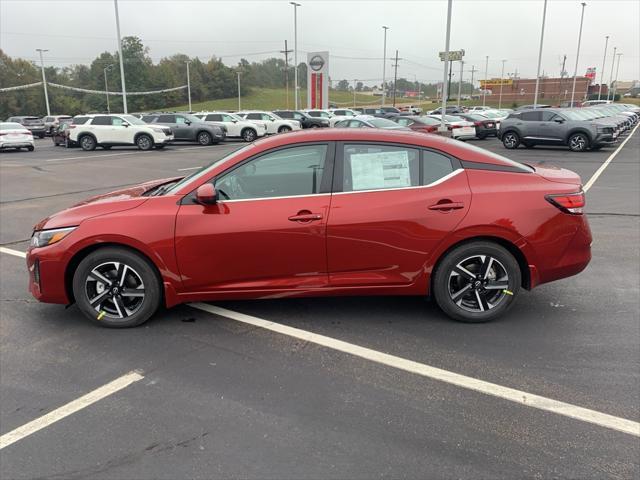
[288,211,323,222]
[428,201,464,211]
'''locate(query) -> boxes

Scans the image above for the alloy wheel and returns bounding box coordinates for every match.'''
[503,133,518,148]
[198,132,211,145]
[447,255,509,313]
[85,261,145,321]
[569,135,586,151]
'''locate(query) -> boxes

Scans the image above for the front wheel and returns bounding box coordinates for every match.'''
[277,126,291,134]
[136,134,153,151]
[241,128,258,142]
[432,241,521,323]
[502,131,520,149]
[568,133,589,152]
[197,131,213,145]
[72,247,161,328]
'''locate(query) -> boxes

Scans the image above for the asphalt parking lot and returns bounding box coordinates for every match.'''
[1,131,639,479]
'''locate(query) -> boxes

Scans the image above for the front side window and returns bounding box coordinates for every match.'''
[112,117,126,126]
[395,118,413,127]
[262,114,276,121]
[91,116,112,126]
[176,116,188,125]
[342,144,419,192]
[215,144,328,201]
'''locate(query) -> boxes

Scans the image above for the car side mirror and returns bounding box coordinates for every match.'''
[122,122,130,127]
[185,120,192,125]
[554,118,564,123]
[195,184,217,205]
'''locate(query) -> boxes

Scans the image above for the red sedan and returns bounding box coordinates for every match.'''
[26,129,591,327]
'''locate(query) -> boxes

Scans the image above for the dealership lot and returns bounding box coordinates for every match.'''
[1,132,638,478]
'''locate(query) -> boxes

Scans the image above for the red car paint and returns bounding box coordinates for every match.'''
[26,129,591,308]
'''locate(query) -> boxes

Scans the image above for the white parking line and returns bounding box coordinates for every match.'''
[0,371,144,450]
[0,247,26,258]
[177,166,202,171]
[584,122,639,191]
[190,302,640,438]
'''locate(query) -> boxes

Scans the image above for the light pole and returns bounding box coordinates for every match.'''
[103,64,114,113]
[607,46,616,101]
[570,2,587,106]
[113,0,128,113]
[457,60,464,108]
[533,0,548,108]
[611,52,622,100]
[498,59,506,109]
[482,56,489,106]
[185,60,192,112]
[438,0,453,133]
[236,70,241,111]
[597,35,609,100]
[36,49,50,116]
[290,2,301,109]
[381,25,389,106]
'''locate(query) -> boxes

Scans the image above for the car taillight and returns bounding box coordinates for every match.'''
[474,121,482,126]
[545,191,585,214]
[69,125,76,129]
[450,124,462,129]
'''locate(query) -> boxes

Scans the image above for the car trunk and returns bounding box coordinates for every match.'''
[531,164,582,186]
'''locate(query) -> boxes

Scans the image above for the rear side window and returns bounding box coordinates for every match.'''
[205,114,223,121]
[520,111,542,121]
[141,116,157,123]
[246,113,261,120]
[342,144,419,192]
[73,116,90,125]
[91,116,112,126]
[158,115,175,123]
[422,151,454,185]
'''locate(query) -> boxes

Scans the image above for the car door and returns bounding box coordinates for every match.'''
[327,143,471,287]
[88,116,115,143]
[111,116,135,144]
[519,110,543,140]
[174,143,334,292]
[220,114,240,136]
[174,115,195,140]
[541,111,566,142]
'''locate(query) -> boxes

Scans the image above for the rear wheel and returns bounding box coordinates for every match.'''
[432,241,521,323]
[568,133,589,152]
[80,135,96,151]
[277,126,291,134]
[72,247,161,328]
[502,131,520,149]
[27,146,34,152]
[136,134,153,151]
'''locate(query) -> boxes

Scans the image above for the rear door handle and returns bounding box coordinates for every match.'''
[429,201,464,211]
[288,211,323,222]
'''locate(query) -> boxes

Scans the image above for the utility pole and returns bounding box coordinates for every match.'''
[438,0,452,132]
[447,60,453,101]
[498,59,506,109]
[571,5,587,106]
[607,46,617,101]
[236,71,241,111]
[185,60,192,112]
[280,40,293,109]
[290,2,301,109]
[457,60,464,107]
[560,53,567,99]
[353,79,357,107]
[391,50,401,107]
[113,0,128,113]
[36,49,51,116]
[483,55,489,107]
[103,64,114,113]
[533,0,548,108]
[611,52,622,100]
[381,26,389,106]
[469,65,478,97]
[597,35,609,100]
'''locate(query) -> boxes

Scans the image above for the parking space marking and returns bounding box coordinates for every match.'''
[0,247,26,258]
[190,302,640,438]
[177,166,202,171]
[584,123,639,192]
[0,371,144,450]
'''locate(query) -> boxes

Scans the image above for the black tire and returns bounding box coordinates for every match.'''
[241,128,258,142]
[197,131,213,145]
[102,145,112,150]
[27,146,34,152]
[502,131,520,149]
[72,247,162,328]
[568,133,589,152]
[432,241,521,323]
[79,135,96,151]
[136,134,154,151]
[477,134,487,140]
[277,125,291,134]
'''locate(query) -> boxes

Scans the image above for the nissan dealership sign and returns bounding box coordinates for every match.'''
[307,51,329,109]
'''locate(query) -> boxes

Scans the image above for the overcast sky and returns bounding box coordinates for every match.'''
[1,0,639,86]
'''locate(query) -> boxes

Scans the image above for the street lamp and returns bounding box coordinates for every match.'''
[533,0,548,108]
[103,64,114,113]
[35,49,51,116]
[290,2,301,109]
[438,0,453,133]
[113,0,128,113]
[611,52,622,101]
[597,35,609,101]
[185,60,192,112]
[607,46,616,101]
[498,59,506,109]
[570,2,587,106]
[483,55,488,107]
[457,60,464,108]
[236,70,241,111]
[381,26,389,106]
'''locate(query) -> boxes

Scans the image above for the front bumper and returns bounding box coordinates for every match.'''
[592,133,616,146]
[27,242,71,305]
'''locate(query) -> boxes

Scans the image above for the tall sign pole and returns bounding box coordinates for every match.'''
[483,56,489,106]
[381,26,389,106]
[438,0,453,133]
[457,60,464,107]
[290,2,301,109]
[607,46,617,101]
[36,49,50,116]
[186,60,192,112]
[570,2,587,106]
[498,59,506,109]
[611,52,622,100]
[533,0,548,108]
[113,0,128,113]
[281,40,293,109]
[597,35,609,100]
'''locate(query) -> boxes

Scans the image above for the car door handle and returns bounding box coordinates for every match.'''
[288,212,323,222]
[428,201,464,211]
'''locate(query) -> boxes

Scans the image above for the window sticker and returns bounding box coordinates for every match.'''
[350,150,411,191]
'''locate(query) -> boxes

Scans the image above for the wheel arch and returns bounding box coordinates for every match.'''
[77,131,97,143]
[134,131,153,142]
[565,128,593,144]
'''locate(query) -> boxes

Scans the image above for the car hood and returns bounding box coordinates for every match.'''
[33,177,180,231]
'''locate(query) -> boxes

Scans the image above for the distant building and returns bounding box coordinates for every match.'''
[479,77,591,103]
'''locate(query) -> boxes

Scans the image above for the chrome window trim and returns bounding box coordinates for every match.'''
[333,168,463,196]
[218,193,331,204]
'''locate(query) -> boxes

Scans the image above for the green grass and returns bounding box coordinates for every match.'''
[175,87,637,112]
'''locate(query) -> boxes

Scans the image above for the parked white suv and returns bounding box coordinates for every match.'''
[195,111,267,142]
[70,114,174,151]
[236,111,301,134]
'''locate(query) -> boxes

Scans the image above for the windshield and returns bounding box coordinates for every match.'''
[182,113,204,123]
[121,115,147,125]
[465,114,488,121]
[369,118,402,128]
[166,144,255,194]
[443,115,464,122]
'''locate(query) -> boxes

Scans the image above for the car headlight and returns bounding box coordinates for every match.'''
[151,127,166,133]
[31,227,76,248]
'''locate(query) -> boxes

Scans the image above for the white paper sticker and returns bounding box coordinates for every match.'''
[350,150,411,191]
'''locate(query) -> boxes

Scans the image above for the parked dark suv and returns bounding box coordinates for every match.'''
[272,110,329,128]
[499,108,616,152]
[6,116,46,138]
[143,113,225,145]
